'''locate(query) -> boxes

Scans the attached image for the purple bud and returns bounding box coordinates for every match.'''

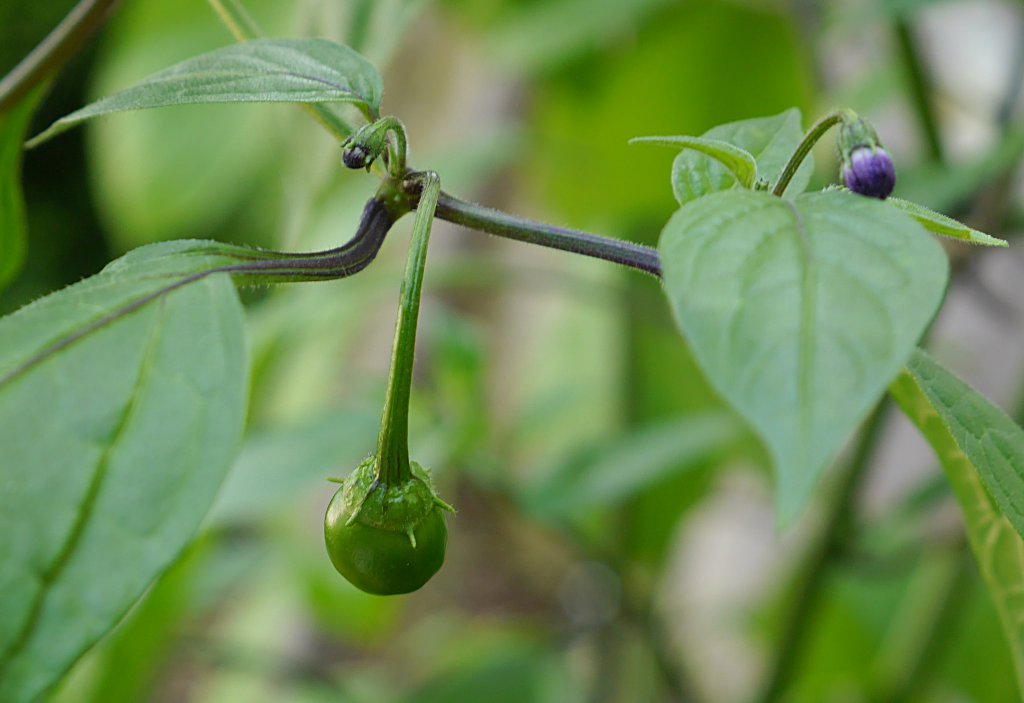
[342,144,371,170]
[842,146,896,199]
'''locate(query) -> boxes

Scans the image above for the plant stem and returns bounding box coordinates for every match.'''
[347,0,374,53]
[772,109,852,197]
[413,188,662,278]
[375,172,441,484]
[204,0,354,140]
[758,400,892,702]
[206,0,261,41]
[0,0,120,114]
[204,0,657,277]
[893,18,944,163]
[997,22,1024,130]
[881,547,972,703]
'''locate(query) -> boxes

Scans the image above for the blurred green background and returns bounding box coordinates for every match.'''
[4,0,1024,700]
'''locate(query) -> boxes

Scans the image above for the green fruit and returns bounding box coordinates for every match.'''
[324,457,450,595]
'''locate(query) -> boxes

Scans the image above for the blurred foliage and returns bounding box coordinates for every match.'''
[6,0,1024,701]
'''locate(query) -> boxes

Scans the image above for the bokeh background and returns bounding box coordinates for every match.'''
[3,0,1024,700]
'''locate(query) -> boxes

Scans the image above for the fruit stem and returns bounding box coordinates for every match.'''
[375,171,441,485]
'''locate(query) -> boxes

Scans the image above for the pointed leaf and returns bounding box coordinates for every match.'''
[0,242,251,702]
[890,349,1024,694]
[0,87,45,290]
[659,189,948,522]
[888,197,1008,247]
[631,136,757,189]
[28,38,383,146]
[671,108,812,204]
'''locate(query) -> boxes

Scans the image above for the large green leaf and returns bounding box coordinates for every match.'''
[659,189,948,522]
[0,241,252,702]
[28,38,383,146]
[890,349,1024,694]
[0,87,45,291]
[671,108,812,205]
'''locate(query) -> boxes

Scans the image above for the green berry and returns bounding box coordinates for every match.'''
[324,457,451,595]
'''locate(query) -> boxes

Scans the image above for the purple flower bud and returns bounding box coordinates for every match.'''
[342,143,371,170]
[842,146,895,199]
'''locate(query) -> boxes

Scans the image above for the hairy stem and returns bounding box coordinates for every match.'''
[406,186,662,278]
[758,401,892,702]
[0,0,120,114]
[893,18,944,163]
[375,173,441,484]
[772,108,853,197]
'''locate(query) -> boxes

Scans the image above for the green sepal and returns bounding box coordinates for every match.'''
[340,456,445,534]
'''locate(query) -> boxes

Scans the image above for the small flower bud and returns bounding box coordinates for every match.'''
[838,114,896,199]
[842,146,896,199]
[342,143,372,170]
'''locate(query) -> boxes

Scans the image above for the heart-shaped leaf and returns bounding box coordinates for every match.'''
[28,38,383,146]
[671,107,812,204]
[890,349,1024,694]
[0,242,251,702]
[659,189,948,522]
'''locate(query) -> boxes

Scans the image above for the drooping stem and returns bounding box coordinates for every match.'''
[0,0,120,114]
[413,188,662,278]
[378,115,408,177]
[375,172,442,485]
[772,108,855,197]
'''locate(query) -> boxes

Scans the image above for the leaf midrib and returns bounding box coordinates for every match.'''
[0,272,207,389]
[785,199,815,472]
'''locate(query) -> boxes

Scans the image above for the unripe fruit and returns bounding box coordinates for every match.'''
[324,457,450,595]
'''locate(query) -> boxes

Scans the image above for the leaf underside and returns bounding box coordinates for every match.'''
[890,349,1024,695]
[659,189,948,523]
[28,38,384,146]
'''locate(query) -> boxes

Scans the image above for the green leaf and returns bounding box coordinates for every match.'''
[670,108,811,205]
[0,86,45,291]
[27,38,383,146]
[889,349,1024,694]
[630,135,757,189]
[522,412,742,518]
[659,189,948,523]
[887,197,1008,247]
[0,241,251,703]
